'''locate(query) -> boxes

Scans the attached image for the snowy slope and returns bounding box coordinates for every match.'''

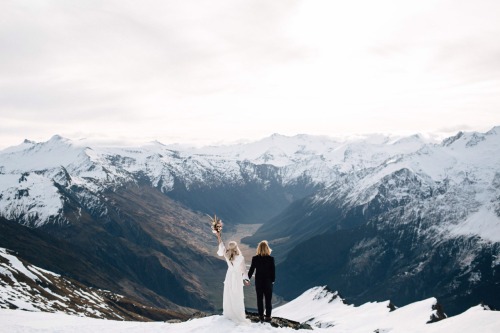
[1,247,150,320]
[274,286,499,333]
[275,286,443,331]
[0,247,191,321]
[0,286,499,333]
[0,247,129,319]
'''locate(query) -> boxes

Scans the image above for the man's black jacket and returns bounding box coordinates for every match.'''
[248,255,275,282]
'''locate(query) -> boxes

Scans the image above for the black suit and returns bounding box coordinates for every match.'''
[248,255,275,318]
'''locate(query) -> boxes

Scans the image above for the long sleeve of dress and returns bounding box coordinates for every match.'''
[240,255,249,281]
[217,242,225,257]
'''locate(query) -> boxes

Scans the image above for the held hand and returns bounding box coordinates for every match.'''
[244,279,250,286]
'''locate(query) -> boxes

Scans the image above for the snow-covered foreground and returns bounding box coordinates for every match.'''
[274,287,500,333]
[0,311,285,333]
[1,287,499,333]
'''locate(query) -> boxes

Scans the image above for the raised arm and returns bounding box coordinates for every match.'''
[216,232,225,257]
[217,242,225,257]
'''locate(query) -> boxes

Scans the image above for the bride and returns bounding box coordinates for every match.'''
[216,231,250,324]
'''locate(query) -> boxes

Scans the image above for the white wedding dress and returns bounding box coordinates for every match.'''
[217,242,250,324]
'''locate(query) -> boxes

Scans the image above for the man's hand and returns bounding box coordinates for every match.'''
[244,279,250,286]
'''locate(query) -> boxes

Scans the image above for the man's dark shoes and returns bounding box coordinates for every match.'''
[264,316,272,322]
[259,315,264,322]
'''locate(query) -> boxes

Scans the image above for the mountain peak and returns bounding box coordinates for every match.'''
[390,133,426,145]
[441,131,464,146]
[48,134,68,143]
[486,125,500,136]
[149,140,166,146]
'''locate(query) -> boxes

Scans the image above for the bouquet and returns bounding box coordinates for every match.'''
[208,214,223,234]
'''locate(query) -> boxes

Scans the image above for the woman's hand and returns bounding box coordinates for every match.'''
[244,279,250,286]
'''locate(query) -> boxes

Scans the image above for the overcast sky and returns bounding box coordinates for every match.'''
[1,0,500,149]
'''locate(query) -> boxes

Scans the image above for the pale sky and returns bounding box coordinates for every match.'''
[1,0,500,149]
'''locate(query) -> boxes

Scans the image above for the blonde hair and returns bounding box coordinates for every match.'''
[256,240,272,256]
[225,241,240,262]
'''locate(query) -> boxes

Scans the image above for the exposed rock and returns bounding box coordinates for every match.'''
[246,311,313,330]
[188,311,211,319]
[427,302,447,323]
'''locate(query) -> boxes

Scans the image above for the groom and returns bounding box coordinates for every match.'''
[248,240,275,322]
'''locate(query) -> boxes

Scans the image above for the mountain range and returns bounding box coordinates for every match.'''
[0,127,499,316]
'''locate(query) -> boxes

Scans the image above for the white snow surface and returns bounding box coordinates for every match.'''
[447,206,500,242]
[0,286,499,333]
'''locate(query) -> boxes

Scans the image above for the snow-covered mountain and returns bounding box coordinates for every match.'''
[1,286,499,333]
[0,247,189,321]
[317,127,500,243]
[248,127,500,249]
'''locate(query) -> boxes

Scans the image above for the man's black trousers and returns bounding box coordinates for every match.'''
[255,279,273,317]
